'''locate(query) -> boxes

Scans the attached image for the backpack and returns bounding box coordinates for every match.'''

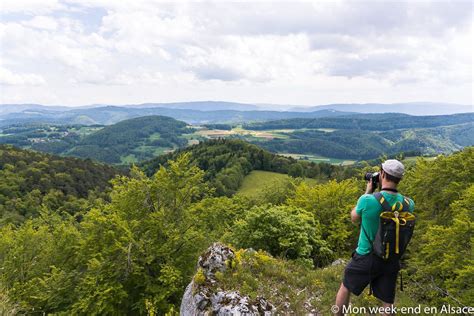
[363,192,416,260]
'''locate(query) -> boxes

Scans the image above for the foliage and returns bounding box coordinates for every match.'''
[0,116,193,164]
[249,126,470,160]
[0,142,472,313]
[141,139,342,196]
[2,113,472,164]
[229,205,332,266]
[399,147,474,223]
[398,148,474,306]
[409,199,473,306]
[0,145,119,225]
[0,153,212,315]
[287,179,361,256]
[0,211,81,313]
[236,170,301,203]
[0,286,23,315]
[72,154,210,314]
[244,113,474,131]
[190,195,251,242]
[69,115,192,164]
[239,114,473,160]
[216,249,418,315]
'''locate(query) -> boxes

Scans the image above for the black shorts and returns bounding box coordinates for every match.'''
[343,252,400,304]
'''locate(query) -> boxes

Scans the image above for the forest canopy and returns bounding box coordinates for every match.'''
[0,143,472,314]
[0,145,120,225]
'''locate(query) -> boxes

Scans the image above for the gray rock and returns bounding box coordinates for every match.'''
[198,243,235,280]
[180,243,275,316]
[180,282,197,315]
[331,258,346,266]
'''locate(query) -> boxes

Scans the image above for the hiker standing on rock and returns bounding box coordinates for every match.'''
[334,159,415,316]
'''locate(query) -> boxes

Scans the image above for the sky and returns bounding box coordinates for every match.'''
[0,0,472,107]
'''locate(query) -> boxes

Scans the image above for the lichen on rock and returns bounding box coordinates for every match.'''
[180,243,275,315]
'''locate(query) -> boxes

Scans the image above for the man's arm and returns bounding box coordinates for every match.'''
[352,178,373,223]
[351,207,360,223]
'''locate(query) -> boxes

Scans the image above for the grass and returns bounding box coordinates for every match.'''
[213,249,420,315]
[120,146,174,164]
[237,171,290,197]
[237,170,318,198]
[135,145,171,156]
[279,153,356,166]
[402,156,438,169]
[194,127,290,140]
[148,132,161,140]
[315,128,337,133]
[73,126,103,136]
[121,154,137,164]
[402,156,437,163]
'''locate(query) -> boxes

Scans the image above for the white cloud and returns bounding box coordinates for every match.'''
[0,67,45,85]
[0,0,62,14]
[0,0,472,106]
[22,16,58,30]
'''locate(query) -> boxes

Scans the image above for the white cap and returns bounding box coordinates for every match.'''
[382,159,405,178]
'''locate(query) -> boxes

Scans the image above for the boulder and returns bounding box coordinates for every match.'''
[180,243,275,315]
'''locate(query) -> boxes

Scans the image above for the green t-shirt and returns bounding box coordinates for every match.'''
[355,191,415,255]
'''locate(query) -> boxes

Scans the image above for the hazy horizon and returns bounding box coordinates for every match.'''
[1,100,473,109]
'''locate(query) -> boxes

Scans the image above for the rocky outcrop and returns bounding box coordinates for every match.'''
[180,243,275,315]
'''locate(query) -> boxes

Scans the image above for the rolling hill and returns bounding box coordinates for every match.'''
[236,170,318,199]
[0,144,120,224]
[141,139,341,196]
[67,116,193,164]
[2,112,472,164]
[0,116,195,164]
[290,102,473,115]
[240,113,474,160]
[244,112,474,131]
[134,101,259,111]
[0,105,352,126]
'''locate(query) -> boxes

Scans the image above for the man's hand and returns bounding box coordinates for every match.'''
[365,178,374,194]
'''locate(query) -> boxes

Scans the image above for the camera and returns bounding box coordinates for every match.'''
[364,172,380,187]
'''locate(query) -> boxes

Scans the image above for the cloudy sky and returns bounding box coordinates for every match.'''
[0,0,472,107]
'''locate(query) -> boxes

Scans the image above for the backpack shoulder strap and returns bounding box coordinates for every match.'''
[373,192,392,212]
[401,195,412,212]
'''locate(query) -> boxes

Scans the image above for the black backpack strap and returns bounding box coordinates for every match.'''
[361,192,388,245]
[373,192,392,212]
[361,224,373,244]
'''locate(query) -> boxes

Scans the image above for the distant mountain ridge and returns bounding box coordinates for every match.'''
[290,102,473,116]
[2,101,471,116]
[133,101,260,111]
[0,105,352,126]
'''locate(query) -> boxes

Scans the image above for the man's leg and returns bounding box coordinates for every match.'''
[371,259,399,316]
[334,282,351,316]
[337,253,373,315]
[381,301,394,316]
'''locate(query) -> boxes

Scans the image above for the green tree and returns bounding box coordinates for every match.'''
[408,185,474,306]
[287,179,361,255]
[0,210,80,313]
[72,153,211,314]
[288,163,304,178]
[230,205,333,266]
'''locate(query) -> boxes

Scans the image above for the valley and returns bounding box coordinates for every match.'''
[0,106,472,314]
[1,111,471,166]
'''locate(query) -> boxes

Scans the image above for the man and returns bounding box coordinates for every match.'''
[334,159,415,316]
